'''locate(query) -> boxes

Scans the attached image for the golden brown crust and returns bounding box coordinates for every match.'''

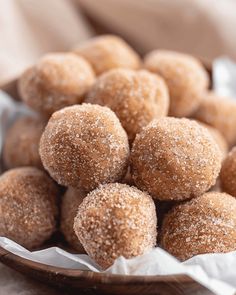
[74,183,157,269]
[144,50,209,117]
[220,147,236,197]
[131,118,222,201]
[3,116,46,169]
[60,187,86,253]
[0,167,59,249]
[192,92,236,147]
[18,53,95,117]
[161,192,236,260]
[86,69,169,142]
[74,35,141,75]
[39,104,130,191]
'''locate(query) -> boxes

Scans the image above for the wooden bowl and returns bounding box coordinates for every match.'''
[0,77,214,295]
[0,246,214,295]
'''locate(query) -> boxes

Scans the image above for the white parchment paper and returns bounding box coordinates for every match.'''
[213,57,236,98]
[1,58,236,295]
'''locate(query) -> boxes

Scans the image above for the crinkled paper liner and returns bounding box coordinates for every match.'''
[1,57,236,295]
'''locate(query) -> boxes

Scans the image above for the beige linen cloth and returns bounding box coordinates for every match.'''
[1,0,236,85]
[1,0,236,294]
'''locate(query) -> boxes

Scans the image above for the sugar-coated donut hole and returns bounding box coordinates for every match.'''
[161,192,236,260]
[74,183,157,269]
[39,104,130,191]
[3,116,46,169]
[0,167,59,249]
[86,68,169,142]
[192,92,236,147]
[18,53,95,117]
[131,117,222,201]
[144,50,209,117]
[60,187,86,253]
[74,35,141,75]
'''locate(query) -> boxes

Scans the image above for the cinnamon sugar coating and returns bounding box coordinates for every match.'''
[192,92,236,147]
[161,192,236,260]
[144,50,209,117]
[74,183,157,268]
[220,147,236,197]
[74,35,141,75]
[60,187,86,253]
[86,69,169,142]
[196,121,228,158]
[3,116,46,169]
[0,167,58,249]
[131,118,222,201]
[39,104,129,191]
[18,53,95,117]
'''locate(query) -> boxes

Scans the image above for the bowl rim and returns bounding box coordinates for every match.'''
[0,245,192,284]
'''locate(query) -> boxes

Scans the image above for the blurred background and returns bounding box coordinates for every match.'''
[1,0,236,85]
